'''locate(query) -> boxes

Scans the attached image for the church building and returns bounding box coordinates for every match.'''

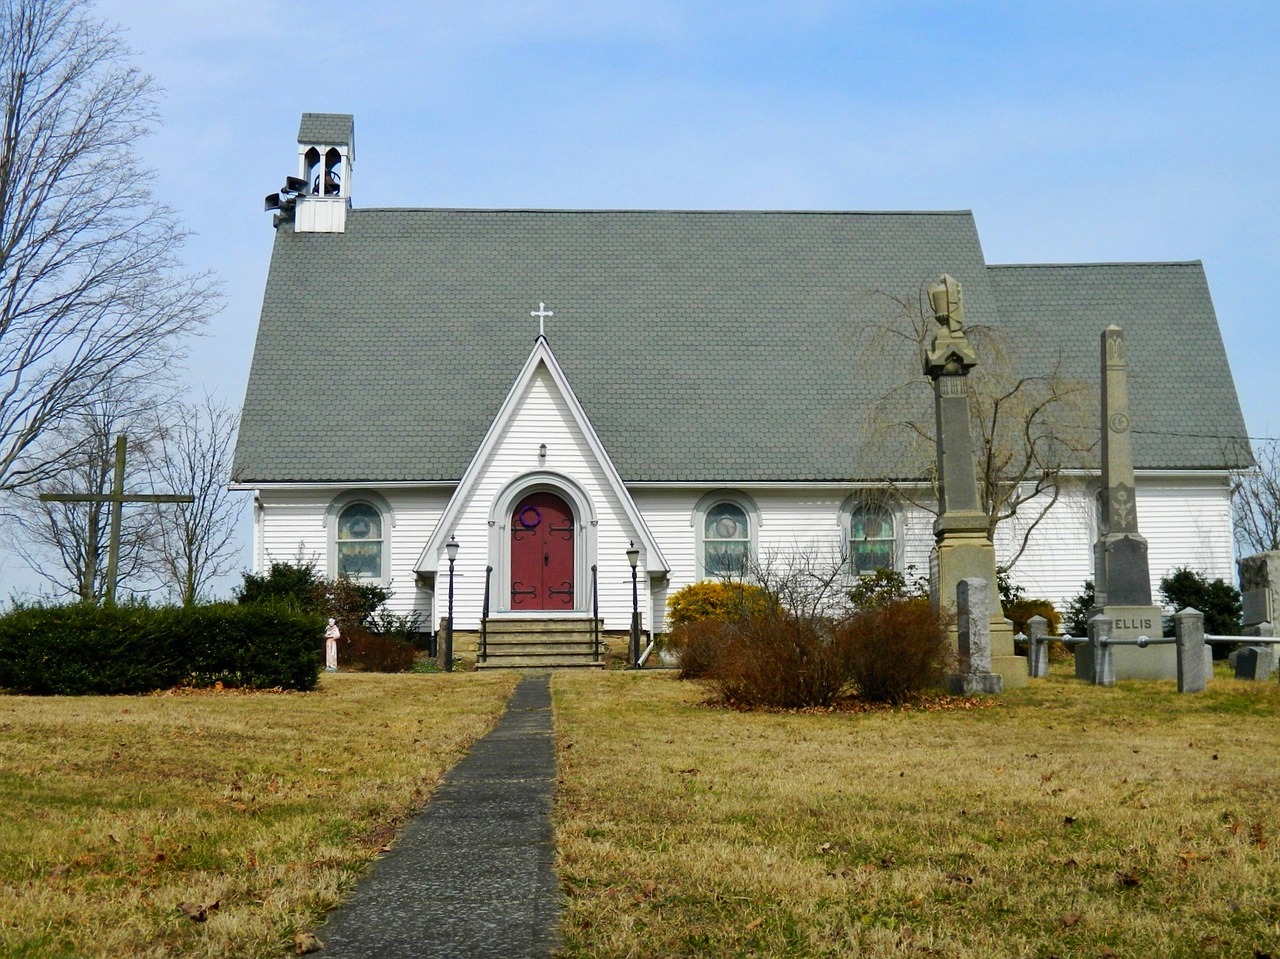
[232,114,1250,665]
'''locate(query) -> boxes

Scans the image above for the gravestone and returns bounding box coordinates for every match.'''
[1239,552,1280,635]
[1077,326,1173,681]
[1233,645,1276,681]
[1025,615,1050,678]
[946,578,1004,695]
[1174,607,1209,693]
[923,275,1026,688]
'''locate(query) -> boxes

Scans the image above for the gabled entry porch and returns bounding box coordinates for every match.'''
[475,558,605,668]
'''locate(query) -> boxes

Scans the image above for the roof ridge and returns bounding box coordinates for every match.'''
[349,207,976,217]
[989,260,1204,270]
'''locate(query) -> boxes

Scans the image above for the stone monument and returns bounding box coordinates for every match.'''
[1079,325,1174,680]
[1239,551,1280,635]
[924,274,1026,688]
[946,577,1004,694]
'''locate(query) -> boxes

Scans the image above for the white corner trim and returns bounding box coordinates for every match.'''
[412,337,669,574]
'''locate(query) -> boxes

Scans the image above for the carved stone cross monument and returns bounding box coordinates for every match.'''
[1080,325,1173,680]
[923,274,1025,688]
[39,435,193,606]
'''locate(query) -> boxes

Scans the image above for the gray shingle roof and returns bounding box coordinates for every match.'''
[987,262,1249,472]
[297,113,353,146]
[233,209,1250,484]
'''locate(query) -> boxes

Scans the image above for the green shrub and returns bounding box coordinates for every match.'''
[1159,567,1242,645]
[1063,580,1095,638]
[174,602,325,689]
[237,561,421,654]
[0,601,323,695]
[848,566,927,610]
[0,602,176,695]
[666,580,774,629]
[841,598,952,704]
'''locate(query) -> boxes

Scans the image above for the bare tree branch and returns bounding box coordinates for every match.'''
[858,285,1098,575]
[2,382,161,600]
[0,0,217,491]
[1234,439,1280,555]
[147,395,242,604]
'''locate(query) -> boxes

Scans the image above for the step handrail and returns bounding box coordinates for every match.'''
[591,564,600,662]
[480,565,493,663]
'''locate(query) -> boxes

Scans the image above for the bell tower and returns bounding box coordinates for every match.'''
[293,113,353,233]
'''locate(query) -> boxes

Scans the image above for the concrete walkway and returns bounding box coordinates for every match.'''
[317,673,562,958]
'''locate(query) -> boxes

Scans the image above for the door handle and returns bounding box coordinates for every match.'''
[544,552,549,567]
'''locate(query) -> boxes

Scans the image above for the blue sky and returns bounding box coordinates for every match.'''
[3,0,1276,597]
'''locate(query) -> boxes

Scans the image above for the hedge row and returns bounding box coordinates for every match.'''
[0,602,325,695]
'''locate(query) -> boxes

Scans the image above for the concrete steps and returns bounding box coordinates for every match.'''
[476,618,604,669]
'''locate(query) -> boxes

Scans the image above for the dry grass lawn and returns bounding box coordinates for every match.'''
[553,668,1280,958]
[0,671,518,958]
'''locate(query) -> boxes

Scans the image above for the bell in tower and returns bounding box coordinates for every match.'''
[294,113,353,233]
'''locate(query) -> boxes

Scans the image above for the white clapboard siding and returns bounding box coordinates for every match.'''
[256,462,1237,632]
[982,476,1234,610]
[438,365,645,631]
[1137,479,1235,593]
[256,488,449,618]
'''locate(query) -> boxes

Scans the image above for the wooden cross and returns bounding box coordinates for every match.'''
[530,302,554,338]
[39,435,193,605]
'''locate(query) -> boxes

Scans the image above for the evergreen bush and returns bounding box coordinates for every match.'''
[0,601,323,695]
[1159,567,1242,642]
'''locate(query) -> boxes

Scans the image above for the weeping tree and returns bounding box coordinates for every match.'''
[1233,438,1280,555]
[859,286,1098,574]
[0,0,216,492]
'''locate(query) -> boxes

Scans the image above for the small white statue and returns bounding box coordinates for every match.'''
[324,618,340,672]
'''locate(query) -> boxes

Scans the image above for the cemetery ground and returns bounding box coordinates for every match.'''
[0,669,1276,958]
[554,668,1280,959]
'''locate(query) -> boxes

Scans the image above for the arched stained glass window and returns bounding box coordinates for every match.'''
[337,502,383,579]
[704,502,750,576]
[850,504,894,575]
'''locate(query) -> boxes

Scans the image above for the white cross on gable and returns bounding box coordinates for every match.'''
[530,302,554,338]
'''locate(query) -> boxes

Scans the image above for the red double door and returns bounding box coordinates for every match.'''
[510,491,575,610]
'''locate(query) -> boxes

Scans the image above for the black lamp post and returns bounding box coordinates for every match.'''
[445,535,459,672]
[626,541,640,668]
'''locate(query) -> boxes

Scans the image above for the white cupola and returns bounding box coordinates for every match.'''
[294,113,353,233]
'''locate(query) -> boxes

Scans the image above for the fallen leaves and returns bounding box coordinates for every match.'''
[178,899,220,922]
[294,930,324,954]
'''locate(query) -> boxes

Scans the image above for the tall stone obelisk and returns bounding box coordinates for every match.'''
[924,275,1027,688]
[1082,325,1174,680]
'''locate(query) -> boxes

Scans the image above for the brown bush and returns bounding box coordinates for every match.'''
[1004,598,1061,636]
[669,619,729,680]
[703,611,857,709]
[839,598,952,704]
[338,627,416,673]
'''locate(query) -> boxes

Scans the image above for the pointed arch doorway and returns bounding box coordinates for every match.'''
[510,490,576,610]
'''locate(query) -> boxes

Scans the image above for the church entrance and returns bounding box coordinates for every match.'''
[510,491,575,610]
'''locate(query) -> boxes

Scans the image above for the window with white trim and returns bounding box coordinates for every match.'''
[849,503,895,575]
[336,502,383,579]
[704,501,751,576]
